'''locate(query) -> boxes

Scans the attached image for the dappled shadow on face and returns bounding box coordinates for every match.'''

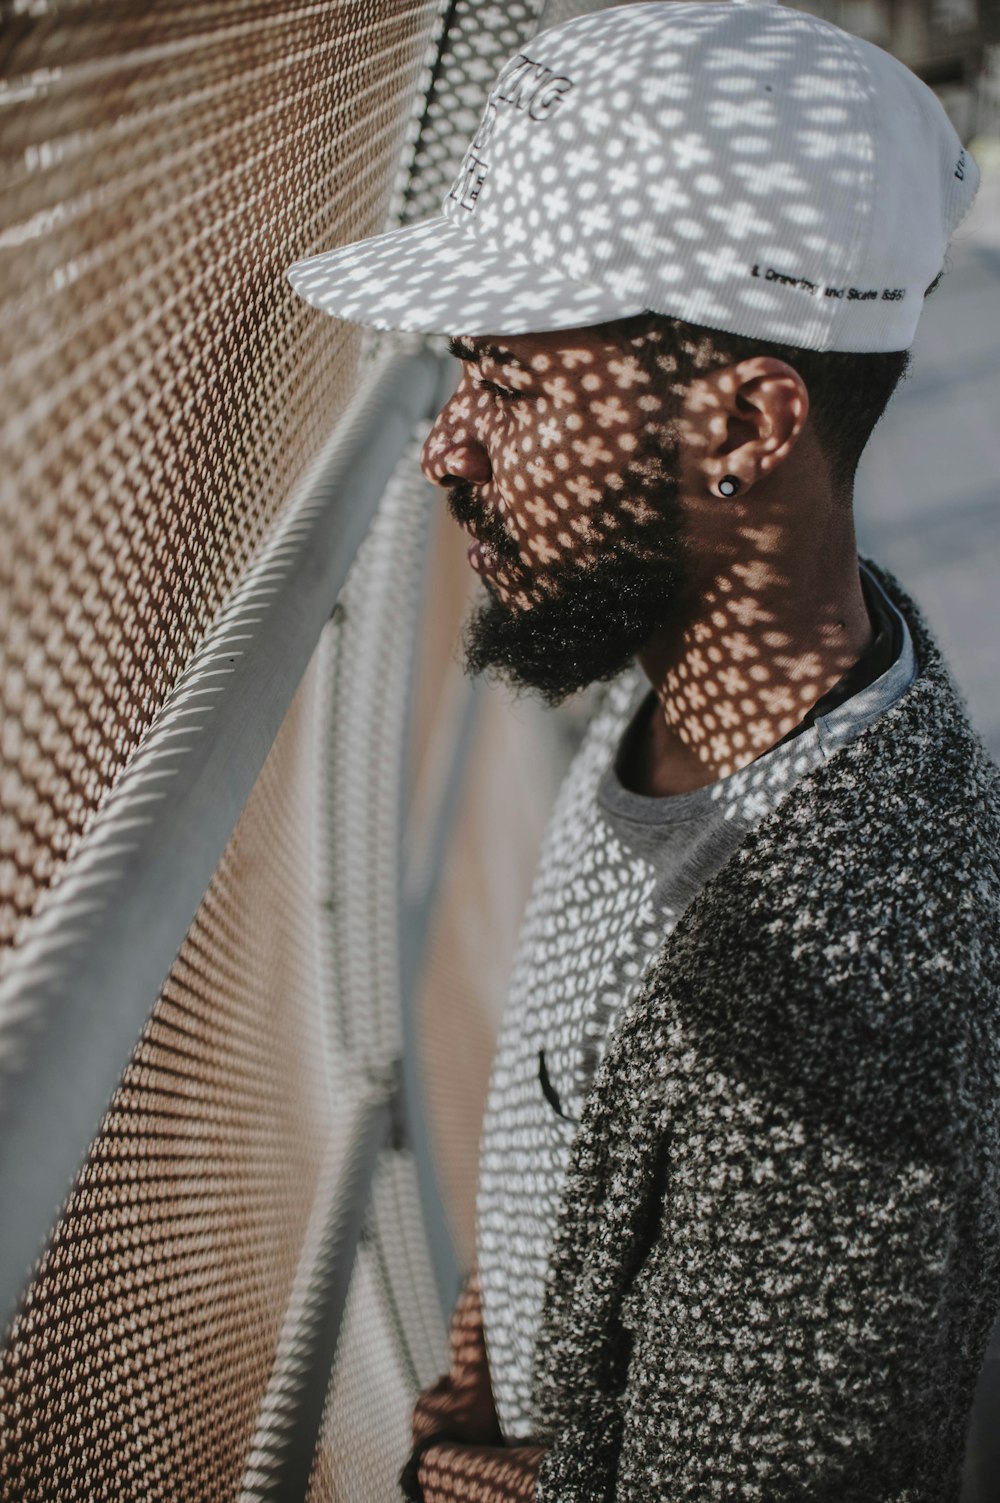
[423,317,869,779]
[421,322,694,703]
[424,325,684,606]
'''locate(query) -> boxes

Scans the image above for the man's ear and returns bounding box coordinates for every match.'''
[680,357,810,497]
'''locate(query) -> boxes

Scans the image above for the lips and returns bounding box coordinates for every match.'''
[446,482,518,580]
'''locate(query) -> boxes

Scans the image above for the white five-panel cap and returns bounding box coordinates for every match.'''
[287,0,979,352]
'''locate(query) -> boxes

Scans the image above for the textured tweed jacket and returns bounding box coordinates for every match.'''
[531,568,1000,1502]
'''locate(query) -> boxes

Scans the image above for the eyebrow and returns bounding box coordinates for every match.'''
[447,337,530,370]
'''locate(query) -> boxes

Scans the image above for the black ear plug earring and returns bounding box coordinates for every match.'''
[717,474,741,497]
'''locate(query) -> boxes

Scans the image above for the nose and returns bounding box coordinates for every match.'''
[420,395,493,489]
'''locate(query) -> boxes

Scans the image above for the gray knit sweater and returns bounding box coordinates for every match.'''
[531,567,1000,1502]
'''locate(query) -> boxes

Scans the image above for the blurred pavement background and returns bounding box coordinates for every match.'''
[855,147,1000,758]
[851,144,1000,1496]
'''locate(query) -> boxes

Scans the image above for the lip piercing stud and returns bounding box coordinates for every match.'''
[717,474,741,497]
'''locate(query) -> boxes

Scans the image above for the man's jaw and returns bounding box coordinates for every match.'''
[441,467,692,705]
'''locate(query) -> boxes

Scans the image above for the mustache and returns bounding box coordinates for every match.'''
[445,481,519,563]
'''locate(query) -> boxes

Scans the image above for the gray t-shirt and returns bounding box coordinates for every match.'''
[477,566,916,1440]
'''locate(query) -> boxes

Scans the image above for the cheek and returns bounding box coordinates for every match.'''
[501,417,610,557]
[487,383,656,569]
[495,426,534,490]
[484,415,540,534]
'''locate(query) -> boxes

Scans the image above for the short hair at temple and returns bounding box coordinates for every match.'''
[609,285,942,494]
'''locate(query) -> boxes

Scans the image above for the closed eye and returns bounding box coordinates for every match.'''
[448,338,532,404]
[476,376,528,404]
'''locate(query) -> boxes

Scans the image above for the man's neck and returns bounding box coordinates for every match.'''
[634,553,873,797]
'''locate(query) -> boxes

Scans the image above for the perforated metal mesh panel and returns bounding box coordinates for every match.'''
[0,655,337,1502]
[400,0,548,221]
[0,2,444,1494]
[0,0,595,1495]
[398,0,649,223]
[0,0,440,954]
[306,1159,443,1503]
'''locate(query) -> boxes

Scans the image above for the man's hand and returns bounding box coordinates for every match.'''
[418,1441,546,1503]
[411,1269,503,1447]
[406,1271,547,1500]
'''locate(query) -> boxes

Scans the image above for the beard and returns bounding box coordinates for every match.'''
[446,465,692,706]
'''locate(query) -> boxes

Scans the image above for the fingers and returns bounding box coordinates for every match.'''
[411,1374,455,1445]
[449,1276,488,1381]
[418,1442,546,1503]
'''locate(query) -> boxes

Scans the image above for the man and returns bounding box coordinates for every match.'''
[289,4,1000,1499]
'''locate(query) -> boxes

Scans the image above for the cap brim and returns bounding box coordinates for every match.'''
[287,215,645,336]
